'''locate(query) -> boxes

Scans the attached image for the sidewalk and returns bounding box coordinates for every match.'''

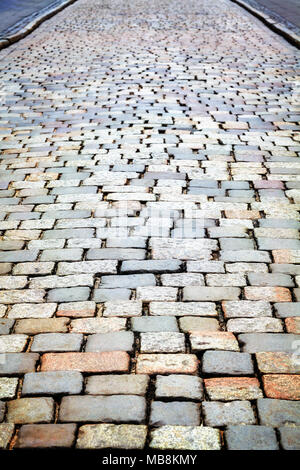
[0,0,299,451]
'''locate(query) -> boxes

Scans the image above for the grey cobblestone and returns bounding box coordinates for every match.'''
[257,399,300,427]
[279,427,300,450]
[225,425,279,450]
[86,375,149,396]
[155,375,203,400]
[150,402,200,426]
[85,332,134,352]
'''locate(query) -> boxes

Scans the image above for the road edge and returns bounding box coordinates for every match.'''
[231,0,300,49]
[0,0,78,51]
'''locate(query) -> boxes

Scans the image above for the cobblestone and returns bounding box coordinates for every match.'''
[150,426,221,450]
[140,332,185,353]
[59,395,146,423]
[262,375,300,400]
[155,375,203,400]
[225,425,279,450]
[202,351,254,375]
[257,399,300,426]
[136,354,198,375]
[0,378,18,399]
[15,424,76,448]
[86,375,149,396]
[7,398,54,424]
[22,371,83,396]
[150,401,200,426]
[41,351,130,373]
[205,377,263,400]
[279,427,300,450]
[0,424,14,449]
[0,0,299,450]
[76,424,147,449]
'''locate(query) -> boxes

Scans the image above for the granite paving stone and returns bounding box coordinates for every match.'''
[22,371,83,396]
[59,395,146,423]
[278,427,300,450]
[0,424,14,449]
[85,331,134,352]
[155,375,203,400]
[15,424,76,448]
[203,401,256,427]
[202,351,254,375]
[0,0,299,450]
[76,424,147,449]
[150,401,200,426]
[86,375,149,396]
[257,399,300,427]
[225,425,279,450]
[7,398,54,424]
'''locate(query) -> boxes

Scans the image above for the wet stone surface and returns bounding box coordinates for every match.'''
[0,0,299,450]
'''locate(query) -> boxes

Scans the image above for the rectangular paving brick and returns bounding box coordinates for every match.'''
[56,301,95,318]
[1,0,300,452]
[85,331,134,352]
[0,424,15,449]
[257,399,300,426]
[136,354,198,375]
[262,375,300,400]
[0,353,39,375]
[22,371,83,395]
[86,375,149,396]
[256,352,300,374]
[14,318,69,334]
[203,401,255,427]
[244,287,292,302]
[225,425,278,450]
[183,287,241,301]
[149,426,221,450]
[150,301,217,316]
[41,351,130,373]
[15,424,76,448]
[7,398,54,424]
[155,375,203,400]
[204,377,263,400]
[57,261,118,275]
[190,331,239,351]
[238,333,299,353]
[76,424,147,449]
[0,290,45,303]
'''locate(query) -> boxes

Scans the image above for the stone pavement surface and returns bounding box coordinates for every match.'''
[0,0,69,36]
[0,0,299,451]
[242,0,300,30]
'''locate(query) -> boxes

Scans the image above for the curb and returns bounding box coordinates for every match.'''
[0,0,77,51]
[231,0,300,49]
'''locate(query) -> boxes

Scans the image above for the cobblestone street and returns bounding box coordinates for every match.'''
[0,0,299,450]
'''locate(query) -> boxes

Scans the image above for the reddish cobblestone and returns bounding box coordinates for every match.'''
[244,287,292,302]
[0,0,299,451]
